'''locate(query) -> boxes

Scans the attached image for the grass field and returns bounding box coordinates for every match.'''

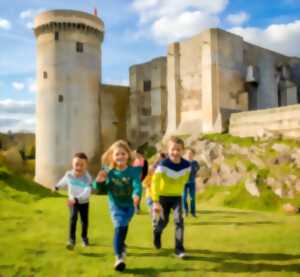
[1,177,300,277]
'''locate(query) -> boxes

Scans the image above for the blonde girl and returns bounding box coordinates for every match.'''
[93,140,142,272]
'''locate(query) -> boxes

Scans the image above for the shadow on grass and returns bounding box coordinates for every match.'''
[187,248,300,273]
[187,221,277,226]
[125,266,198,276]
[128,250,172,258]
[1,172,62,200]
[189,249,300,261]
[198,209,258,216]
[80,252,104,258]
[211,262,300,273]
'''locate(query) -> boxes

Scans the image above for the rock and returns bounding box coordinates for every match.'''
[272,143,291,153]
[228,144,249,156]
[247,154,266,169]
[291,149,300,169]
[245,179,260,197]
[271,154,292,165]
[274,187,286,198]
[235,161,247,174]
[222,171,243,186]
[295,180,300,193]
[198,165,211,180]
[283,203,299,214]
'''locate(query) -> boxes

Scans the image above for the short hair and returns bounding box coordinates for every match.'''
[167,136,185,148]
[74,152,88,160]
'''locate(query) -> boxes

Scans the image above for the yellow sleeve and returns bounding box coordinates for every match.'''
[151,166,163,202]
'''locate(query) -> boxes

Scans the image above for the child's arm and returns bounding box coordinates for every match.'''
[151,165,162,203]
[92,170,108,194]
[74,173,92,202]
[151,165,163,213]
[132,169,142,206]
[54,173,69,191]
[195,161,200,173]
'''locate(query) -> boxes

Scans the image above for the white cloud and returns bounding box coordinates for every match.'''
[104,78,129,86]
[226,11,250,26]
[133,0,228,23]
[26,22,34,29]
[19,9,44,29]
[0,99,35,114]
[132,0,228,44]
[12,82,25,91]
[20,9,43,19]
[0,99,35,133]
[151,11,219,44]
[229,20,300,57]
[0,18,11,30]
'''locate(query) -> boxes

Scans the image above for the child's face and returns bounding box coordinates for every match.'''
[72,157,87,177]
[112,147,129,168]
[186,150,194,160]
[168,142,183,163]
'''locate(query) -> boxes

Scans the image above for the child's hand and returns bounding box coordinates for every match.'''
[96,170,107,183]
[153,202,161,214]
[67,199,76,207]
[133,195,140,207]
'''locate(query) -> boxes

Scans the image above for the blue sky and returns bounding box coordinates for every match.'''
[1,0,300,133]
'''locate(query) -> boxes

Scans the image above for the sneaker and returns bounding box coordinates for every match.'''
[66,241,75,250]
[153,233,161,249]
[114,257,126,272]
[82,239,89,247]
[175,252,186,259]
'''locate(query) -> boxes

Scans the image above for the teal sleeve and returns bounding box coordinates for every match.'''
[132,172,142,198]
[92,180,107,194]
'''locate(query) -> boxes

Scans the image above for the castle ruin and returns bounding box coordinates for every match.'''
[34,10,300,187]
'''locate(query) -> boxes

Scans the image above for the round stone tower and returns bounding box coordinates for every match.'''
[34,10,104,187]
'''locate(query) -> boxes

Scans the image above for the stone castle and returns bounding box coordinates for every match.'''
[33,9,300,187]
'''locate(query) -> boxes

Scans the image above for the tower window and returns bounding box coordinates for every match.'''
[143,80,151,92]
[76,42,84,53]
[55,31,59,41]
[43,71,48,79]
[58,95,64,103]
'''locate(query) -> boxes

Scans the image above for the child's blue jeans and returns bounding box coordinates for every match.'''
[114,226,128,257]
[183,182,196,216]
[109,204,134,257]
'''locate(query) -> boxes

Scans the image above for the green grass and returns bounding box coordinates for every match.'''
[1,179,300,276]
[201,133,256,147]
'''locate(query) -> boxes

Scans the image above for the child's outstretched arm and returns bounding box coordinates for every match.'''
[92,170,108,194]
[53,173,68,191]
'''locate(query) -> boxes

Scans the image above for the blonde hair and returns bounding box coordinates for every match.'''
[101,140,133,169]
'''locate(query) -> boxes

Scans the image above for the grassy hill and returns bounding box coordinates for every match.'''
[1,160,300,276]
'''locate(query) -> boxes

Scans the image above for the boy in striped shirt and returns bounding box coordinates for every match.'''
[151,136,191,258]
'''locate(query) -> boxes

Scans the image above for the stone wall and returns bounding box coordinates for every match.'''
[229,104,300,138]
[100,84,130,152]
[128,57,167,148]
[166,28,300,137]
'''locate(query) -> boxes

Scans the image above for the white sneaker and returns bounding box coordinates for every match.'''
[175,252,186,259]
[114,257,126,272]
